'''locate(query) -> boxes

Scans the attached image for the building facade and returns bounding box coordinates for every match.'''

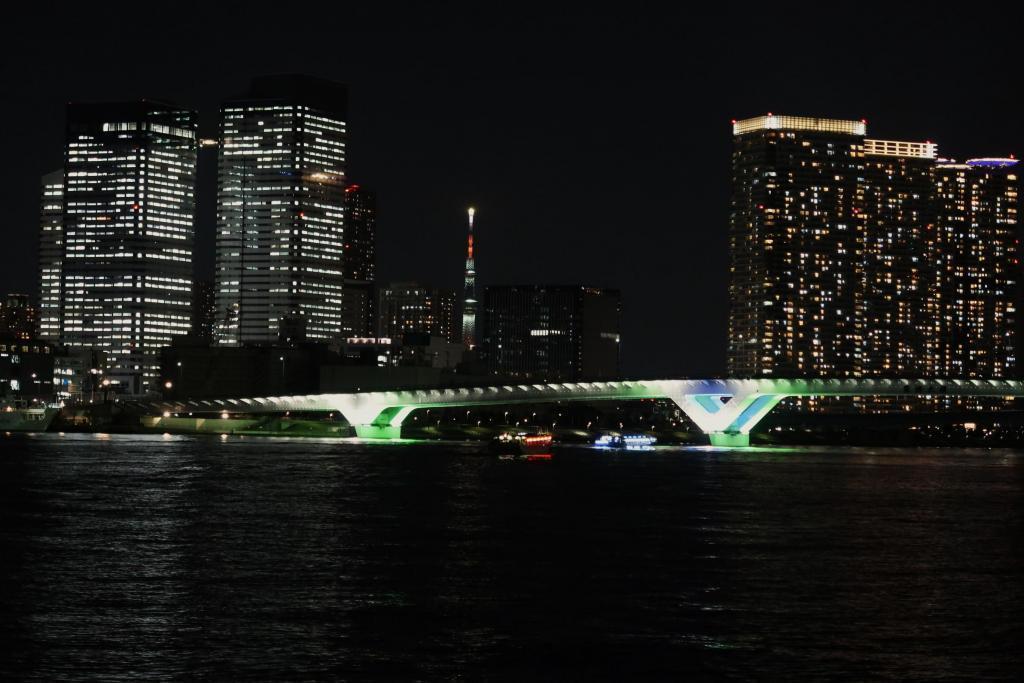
[341,184,375,337]
[0,294,39,341]
[932,158,1019,378]
[728,113,1019,386]
[482,285,621,381]
[191,279,217,342]
[860,139,937,377]
[728,115,866,378]
[58,101,197,395]
[37,170,64,342]
[377,282,457,343]
[214,75,348,346]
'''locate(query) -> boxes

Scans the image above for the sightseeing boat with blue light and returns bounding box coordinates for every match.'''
[594,433,657,450]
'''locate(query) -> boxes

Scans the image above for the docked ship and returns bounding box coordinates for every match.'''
[0,400,58,433]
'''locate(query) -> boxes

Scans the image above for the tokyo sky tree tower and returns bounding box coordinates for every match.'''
[462,207,477,348]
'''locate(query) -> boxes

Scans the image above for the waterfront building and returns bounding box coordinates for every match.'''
[59,100,197,395]
[341,184,376,337]
[214,75,348,346]
[37,170,64,342]
[728,114,1019,387]
[728,114,866,378]
[377,282,458,343]
[191,279,217,343]
[931,158,1019,378]
[481,285,621,381]
[0,338,54,403]
[0,294,39,341]
[860,138,937,377]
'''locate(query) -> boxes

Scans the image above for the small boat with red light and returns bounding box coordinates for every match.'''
[490,429,553,457]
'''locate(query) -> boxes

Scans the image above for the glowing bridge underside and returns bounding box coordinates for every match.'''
[153,378,1024,447]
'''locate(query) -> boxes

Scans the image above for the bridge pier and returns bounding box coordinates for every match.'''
[353,424,403,439]
[708,432,750,448]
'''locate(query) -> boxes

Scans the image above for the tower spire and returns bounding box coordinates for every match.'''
[462,207,477,349]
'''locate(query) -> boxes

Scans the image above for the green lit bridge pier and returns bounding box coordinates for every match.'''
[152,378,1024,447]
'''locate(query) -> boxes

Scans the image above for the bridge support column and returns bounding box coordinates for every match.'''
[708,432,750,447]
[351,406,417,440]
[353,424,403,439]
[669,392,786,448]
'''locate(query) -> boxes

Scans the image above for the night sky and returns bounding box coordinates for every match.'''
[2,4,1021,377]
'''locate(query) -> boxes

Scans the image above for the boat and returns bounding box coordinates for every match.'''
[0,400,58,433]
[594,433,657,450]
[490,429,553,457]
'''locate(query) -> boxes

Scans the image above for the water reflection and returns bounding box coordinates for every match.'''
[0,437,1021,680]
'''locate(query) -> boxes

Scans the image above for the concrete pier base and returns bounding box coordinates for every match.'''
[353,424,402,439]
[708,432,750,448]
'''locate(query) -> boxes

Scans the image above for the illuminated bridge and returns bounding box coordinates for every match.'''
[150,378,1024,446]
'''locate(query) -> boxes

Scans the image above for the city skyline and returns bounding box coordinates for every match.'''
[1,7,1022,378]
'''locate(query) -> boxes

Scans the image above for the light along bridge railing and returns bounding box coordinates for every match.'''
[149,378,1024,447]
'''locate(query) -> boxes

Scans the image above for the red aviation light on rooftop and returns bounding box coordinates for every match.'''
[345,184,360,193]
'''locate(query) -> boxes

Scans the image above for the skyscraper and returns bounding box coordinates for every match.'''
[728,113,1019,387]
[462,207,477,348]
[932,158,1019,378]
[481,285,621,381]
[860,138,937,377]
[191,279,217,343]
[59,101,197,394]
[341,184,376,337]
[37,169,64,342]
[728,115,866,378]
[214,75,348,346]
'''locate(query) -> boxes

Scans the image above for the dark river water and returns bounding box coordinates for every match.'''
[1,435,1022,681]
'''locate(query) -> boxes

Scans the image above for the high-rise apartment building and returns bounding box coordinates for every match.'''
[377,282,457,343]
[37,170,64,342]
[482,285,621,381]
[860,138,937,377]
[932,158,1019,378]
[728,113,1019,384]
[59,101,197,394]
[729,115,866,378]
[341,184,375,337]
[214,75,348,346]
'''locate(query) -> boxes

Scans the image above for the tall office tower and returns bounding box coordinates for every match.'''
[461,207,477,348]
[932,158,1019,378]
[191,280,217,342]
[482,286,621,381]
[728,115,866,378]
[214,75,348,346]
[341,184,376,337]
[37,169,64,342]
[377,282,457,342]
[0,294,39,341]
[860,139,937,376]
[60,101,197,395]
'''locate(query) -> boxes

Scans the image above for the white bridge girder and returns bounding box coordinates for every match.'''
[155,378,1024,447]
